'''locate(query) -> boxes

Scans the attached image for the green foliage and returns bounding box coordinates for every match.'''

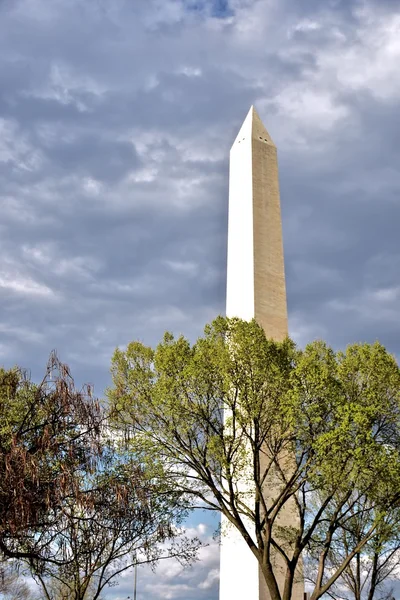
[108,317,400,600]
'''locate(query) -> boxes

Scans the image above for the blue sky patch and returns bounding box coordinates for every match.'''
[182,0,233,18]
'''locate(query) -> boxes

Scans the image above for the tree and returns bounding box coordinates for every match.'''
[0,352,102,563]
[0,562,35,600]
[108,317,400,600]
[25,454,199,600]
[307,498,400,600]
[31,577,101,600]
[0,353,199,597]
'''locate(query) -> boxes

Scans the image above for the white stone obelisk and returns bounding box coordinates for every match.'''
[220,107,302,600]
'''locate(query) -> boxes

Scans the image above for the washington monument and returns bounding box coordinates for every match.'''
[220,106,303,600]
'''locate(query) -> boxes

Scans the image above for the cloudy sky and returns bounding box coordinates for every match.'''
[1,0,400,597]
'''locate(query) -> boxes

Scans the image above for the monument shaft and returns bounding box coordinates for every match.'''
[226,107,287,341]
[221,107,303,600]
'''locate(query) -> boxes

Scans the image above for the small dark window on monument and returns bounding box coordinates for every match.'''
[264,138,267,141]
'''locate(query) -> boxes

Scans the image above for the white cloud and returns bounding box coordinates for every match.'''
[0,118,43,171]
[144,0,187,29]
[199,567,219,589]
[22,244,101,280]
[165,260,198,275]
[129,167,158,183]
[144,581,192,599]
[257,2,400,148]
[290,18,321,34]
[328,286,400,323]
[0,273,55,297]
[323,6,400,101]
[25,63,95,111]
[83,177,103,196]
[177,66,203,77]
[138,523,220,599]
[271,87,349,135]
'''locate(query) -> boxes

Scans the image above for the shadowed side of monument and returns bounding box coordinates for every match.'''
[251,110,288,342]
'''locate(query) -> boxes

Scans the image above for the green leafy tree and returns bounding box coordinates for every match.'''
[108,317,400,600]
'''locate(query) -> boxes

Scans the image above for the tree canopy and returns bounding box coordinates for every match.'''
[0,352,102,563]
[0,353,198,598]
[25,452,198,600]
[108,316,400,600]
